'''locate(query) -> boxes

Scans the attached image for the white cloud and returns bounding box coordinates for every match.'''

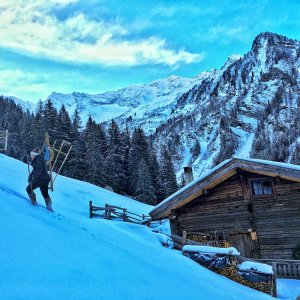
[0,68,66,101]
[0,69,38,99]
[0,0,203,66]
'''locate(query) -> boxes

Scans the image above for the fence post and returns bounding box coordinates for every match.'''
[89,201,93,218]
[272,262,277,298]
[122,208,127,221]
[106,205,112,220]
[146,218,151,227]
[183,231,187,245]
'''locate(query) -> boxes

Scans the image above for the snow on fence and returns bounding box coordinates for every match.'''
[89,201,151,226]
[255,259,300,279]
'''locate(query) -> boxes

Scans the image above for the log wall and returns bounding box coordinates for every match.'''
[173,171,300,259]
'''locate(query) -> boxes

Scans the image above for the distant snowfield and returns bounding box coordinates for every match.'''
[0,154,298,300]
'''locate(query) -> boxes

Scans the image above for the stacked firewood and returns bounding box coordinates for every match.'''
[184,235,273,295]
[187,233,209,244]
[187,233,231,248]
[214,266,272,295]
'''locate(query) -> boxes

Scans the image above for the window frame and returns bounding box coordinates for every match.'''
[248,177,276,199]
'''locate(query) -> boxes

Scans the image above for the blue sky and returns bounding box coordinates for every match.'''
[0,0,300,102]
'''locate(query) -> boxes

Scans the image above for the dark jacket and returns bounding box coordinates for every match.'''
[30,155,50,184]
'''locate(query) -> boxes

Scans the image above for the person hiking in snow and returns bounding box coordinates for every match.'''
[26,149,53,211]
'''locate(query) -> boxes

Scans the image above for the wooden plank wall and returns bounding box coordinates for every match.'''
[248,174,300,259]
[177,173,251,238]
[174,171,300,259]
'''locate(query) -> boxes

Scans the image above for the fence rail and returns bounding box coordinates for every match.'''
[89,201,151,226]
[255,259,300,279]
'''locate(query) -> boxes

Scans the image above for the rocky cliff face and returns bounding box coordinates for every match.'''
[145,32,300,178]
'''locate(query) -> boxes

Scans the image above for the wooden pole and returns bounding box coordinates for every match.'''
[52,143,73,184]
[146,219,151,227]
[44,133,54,192]
[183,230,187,245]
[104,204,108,219]
[89,201,93,219]
[122,208,127,221]
[51,141,64,172]
[272,262,277,298]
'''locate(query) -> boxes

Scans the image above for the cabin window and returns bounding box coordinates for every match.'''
[249,178,274,198]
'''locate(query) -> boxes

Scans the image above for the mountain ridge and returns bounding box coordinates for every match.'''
[5,31,300,179]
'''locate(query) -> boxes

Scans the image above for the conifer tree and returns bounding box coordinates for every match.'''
[57,105,72,142]
[33,100,46,148]
[67,109,85,179]
[105,120,126,192]
[44,98,58,138]
[158,146,178,200]
[135,159,156,204]
[84,116,104,185]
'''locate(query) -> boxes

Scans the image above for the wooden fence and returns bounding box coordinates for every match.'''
[174,231,300,280]
[256,259,300,279]
[89,201,151,226]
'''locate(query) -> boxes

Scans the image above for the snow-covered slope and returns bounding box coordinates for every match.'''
[0,153,277,300]
[3,95,35,111]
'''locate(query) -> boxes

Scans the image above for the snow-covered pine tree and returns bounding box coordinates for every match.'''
[105,120,126,193]
[128,127,159,202]
[57,104,72,142]
[5,101,25,158]
[44,98,58,138]
[22,109,35,155]
[84,116,105,186]
[33,100,47,148]
[158,146,178,200]
[66,109,85,179]
[135,158,156,204]
[122,126,131,195]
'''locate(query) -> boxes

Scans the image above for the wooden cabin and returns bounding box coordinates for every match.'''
[150,158,300,259]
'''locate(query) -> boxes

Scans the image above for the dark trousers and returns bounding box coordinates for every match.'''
[26,180,50,200]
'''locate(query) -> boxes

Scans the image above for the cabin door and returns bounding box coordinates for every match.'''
[229,233,260,258]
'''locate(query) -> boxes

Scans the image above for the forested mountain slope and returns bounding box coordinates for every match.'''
[3,32,300,180]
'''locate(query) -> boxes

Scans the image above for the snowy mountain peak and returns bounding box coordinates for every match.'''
[252,32,299,55]
[45,72,208,126]
[221,53,242,69]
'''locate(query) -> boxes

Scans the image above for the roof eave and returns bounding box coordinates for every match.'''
[150,158,300,220]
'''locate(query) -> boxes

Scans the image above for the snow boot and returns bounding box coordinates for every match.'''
[45,198,53,211]
[29,193,37,206]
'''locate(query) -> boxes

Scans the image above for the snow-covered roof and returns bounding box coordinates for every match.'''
[150,158,300,220]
